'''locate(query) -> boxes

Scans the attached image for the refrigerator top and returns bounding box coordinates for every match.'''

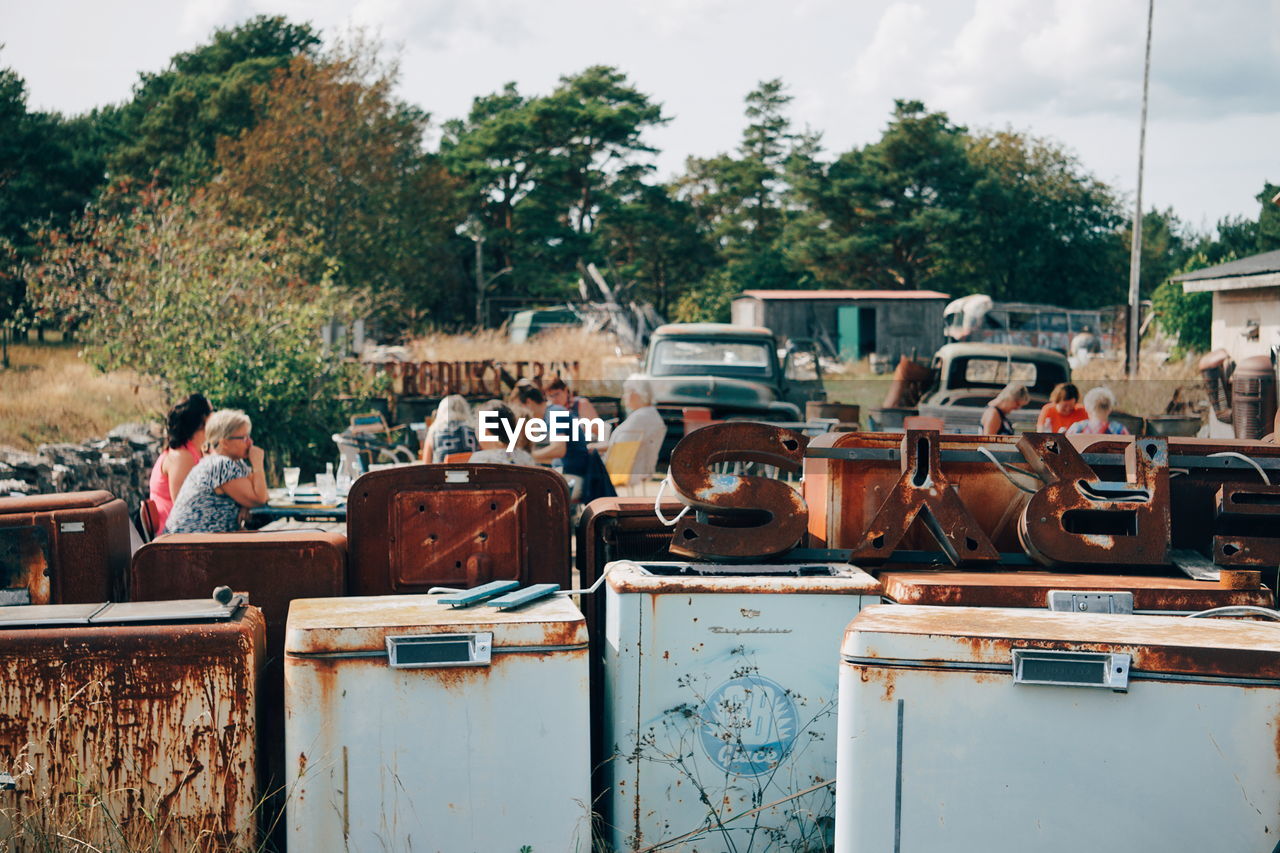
[880,570,1272,611]
[0,598,246,628]
[843,604,1280,680]
[605,560,881,595]
[285,593,586,655]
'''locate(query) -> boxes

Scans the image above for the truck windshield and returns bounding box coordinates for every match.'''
[651,339,775,379]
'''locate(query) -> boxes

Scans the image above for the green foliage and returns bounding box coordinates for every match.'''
[1152,252,1217,355]
[109,15,320,187]
[25,188,363,474]
[1257,183,1280,252]
[215,38,465,331]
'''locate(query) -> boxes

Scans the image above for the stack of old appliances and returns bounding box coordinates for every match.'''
[802,427,1280,852]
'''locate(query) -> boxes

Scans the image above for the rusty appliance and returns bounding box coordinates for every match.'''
[130,529,348,834]
[1231,354,1277,440]
[601,559,880,852]
[835,604,1280,852]
[880,570,1272,613]
[0,491,131,604]
[0,596,263,850]
[285,591,590,852]
[346,463,571,596]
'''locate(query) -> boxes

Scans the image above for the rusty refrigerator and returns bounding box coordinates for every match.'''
[0,597,264,850]
[835,604,1280,852]
[602,560,881,852]
[284,592,591,852]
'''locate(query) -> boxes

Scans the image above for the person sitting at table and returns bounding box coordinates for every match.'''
[981,382,1029,435]
[518,384,615,502]
[591,378,665,487]
[163,409,268,534]
[147,392,212,532]
[1065,386,1130,436]
[545,375,600,423]
[425,394,478,463]
[471,401,537,466]
[1036,382,1088,434]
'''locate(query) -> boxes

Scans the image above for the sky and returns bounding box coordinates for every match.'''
[4,0,1278,233]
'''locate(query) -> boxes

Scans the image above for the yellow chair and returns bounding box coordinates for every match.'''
[604,441,643,494]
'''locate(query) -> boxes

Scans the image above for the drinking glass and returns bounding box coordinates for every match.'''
[283,467,301,500]
[316,472,337,505]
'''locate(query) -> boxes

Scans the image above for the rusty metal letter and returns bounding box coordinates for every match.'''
[1212,483,1280,566]
[849,430,999,566]
[1018,433,1171,567]
[667,422,809,560]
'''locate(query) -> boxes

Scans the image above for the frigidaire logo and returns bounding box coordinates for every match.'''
[477,410,609,452]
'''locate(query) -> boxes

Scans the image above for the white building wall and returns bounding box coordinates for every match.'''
[1211,287,1280,362]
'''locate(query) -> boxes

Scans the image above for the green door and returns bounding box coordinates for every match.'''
[838,305,861,360]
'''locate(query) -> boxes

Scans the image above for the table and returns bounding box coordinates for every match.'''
[248,487,347,526]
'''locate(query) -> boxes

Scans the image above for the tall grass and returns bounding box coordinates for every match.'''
[0,343,167,451]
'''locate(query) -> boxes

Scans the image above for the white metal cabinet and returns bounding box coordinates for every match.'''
[835,604,1280,852]
[285,593,591,853]
[602,560,881,852]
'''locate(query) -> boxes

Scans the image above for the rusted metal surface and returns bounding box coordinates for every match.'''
[285,593,587,655]
[1017,433,1171,567]
[373,358,580,398]
[850,431,999,566]
[0,490,130,603]
[845,603,1280,680]
[880,570,1272,611]
[605,559,881,596]
[667,422,810,560]
[804,431,1027,556]
[0,605,264,851]
[347,463,571,595]
[1212,483,1280,567]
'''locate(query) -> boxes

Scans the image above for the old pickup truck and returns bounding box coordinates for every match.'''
[916,342,1070,433]
[633,323,825,457]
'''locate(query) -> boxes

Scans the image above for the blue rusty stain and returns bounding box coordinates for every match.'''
[696,474,741,501]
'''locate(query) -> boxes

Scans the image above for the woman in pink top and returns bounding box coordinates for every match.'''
[148,393,212,532]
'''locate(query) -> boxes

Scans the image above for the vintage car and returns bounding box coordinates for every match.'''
[632,323,825,457]
[916,342,1070,433]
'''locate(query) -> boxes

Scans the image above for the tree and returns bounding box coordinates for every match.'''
[215,39,466,330]
[788,100,975,291]
[440,67,666,311]
[109,16,320,187]
[1152,254,1214,355]
[1256,182,1280,252]
[25,187,362,473]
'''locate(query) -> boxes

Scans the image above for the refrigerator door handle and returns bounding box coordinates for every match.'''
[386,632,493,668]
[1012,648,1131,692]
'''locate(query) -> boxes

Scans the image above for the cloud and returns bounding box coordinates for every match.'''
[848,0,1280,119]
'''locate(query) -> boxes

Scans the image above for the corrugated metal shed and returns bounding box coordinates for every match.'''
[731,289,950,362]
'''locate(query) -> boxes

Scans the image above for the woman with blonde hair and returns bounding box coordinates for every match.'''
[981,382,1030,435]
[424,394,478,462]
[1066,386,1129,435]
[163,409,268,534]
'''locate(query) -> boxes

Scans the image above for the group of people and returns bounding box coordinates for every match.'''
[148,394,268,535]
[982,381,1129,436]
[422,376,667,502]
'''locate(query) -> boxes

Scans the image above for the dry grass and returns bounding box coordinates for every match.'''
[0,343,167,451]
[1070,352,1207,418]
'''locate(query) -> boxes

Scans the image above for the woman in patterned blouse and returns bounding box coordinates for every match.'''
[163,409,269,534]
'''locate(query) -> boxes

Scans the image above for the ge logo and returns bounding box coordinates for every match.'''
[699,675,799,777]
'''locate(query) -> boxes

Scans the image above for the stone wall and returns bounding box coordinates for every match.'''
[0,423,161,515]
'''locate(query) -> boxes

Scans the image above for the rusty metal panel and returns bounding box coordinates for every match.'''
[851,430,999,566]
[347,464,571,595]
[0,603,264,850]
[0,491,131,602]
[667,422,809,560]
[804,431,1027,555]
[1018,433,1171,568]
[1212,483,1280,566]
[880,571,1272,611]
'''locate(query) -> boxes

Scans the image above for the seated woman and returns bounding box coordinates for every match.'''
[163,409,268,535]
[425,395,478,463]
[980,382,1029,435]
[1065,386,1130,436]
[147,393,212,532]
[1036,383,1088,434]
[545,375,600,422]
[591,378,666,487]
[471,401,537,466]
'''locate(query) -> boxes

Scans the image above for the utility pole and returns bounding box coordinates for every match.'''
[1126,0,1154,377]
[473,232,485,328]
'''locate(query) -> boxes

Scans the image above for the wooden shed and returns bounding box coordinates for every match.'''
[1174,249,1280,364]
[731,289,950,363]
